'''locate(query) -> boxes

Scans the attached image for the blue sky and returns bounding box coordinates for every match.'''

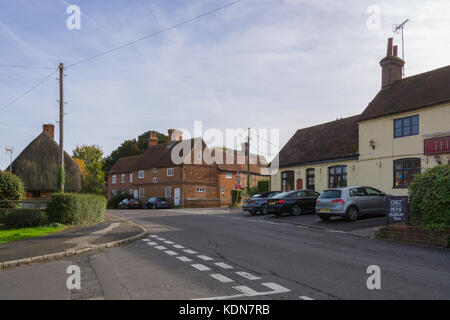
[1,0,449,169]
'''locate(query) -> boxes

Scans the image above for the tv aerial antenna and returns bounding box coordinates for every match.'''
[5,146,14,172]
[393,19,409,76]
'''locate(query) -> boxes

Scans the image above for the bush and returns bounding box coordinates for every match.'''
[257,179,270,193]
[3,209,45,228]
[107,192,131,209]
[46,193,107,226]
[0,210,8,224]
[409,164,450,231]
[0,171,25,208]
[248,187,259,197]
[231,189,243,205]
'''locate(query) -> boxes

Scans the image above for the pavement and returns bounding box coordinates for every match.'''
[0,213,144,263]
[0,208,449,300]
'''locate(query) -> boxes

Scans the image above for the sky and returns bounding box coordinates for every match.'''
[0,0,449,169]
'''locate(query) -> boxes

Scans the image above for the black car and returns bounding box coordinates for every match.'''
[145,197,170,209]
[118,198,143,209]
[267,189,320,216]
[242,191,282,215]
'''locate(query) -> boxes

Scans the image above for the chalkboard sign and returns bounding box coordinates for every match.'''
[386,196,409,224]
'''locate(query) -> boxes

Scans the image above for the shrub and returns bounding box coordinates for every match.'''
[248,187,259,197]
[107,192,131,209]
[0,171,25,208]
[231,189,243,205]
[0,210,8,224]
[3,209,45,228]
[257,179,270,193]
[46,193,107,226]
[408,164,450,231]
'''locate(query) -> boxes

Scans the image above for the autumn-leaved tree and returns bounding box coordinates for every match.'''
[73,145,105,194]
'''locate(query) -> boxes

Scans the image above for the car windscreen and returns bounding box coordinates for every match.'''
[319,190,342,199]
[252,194,264,198]
[272,192,293,199]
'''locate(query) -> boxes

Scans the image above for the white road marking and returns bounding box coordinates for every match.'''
[149,235,158,238]
[165,250,178,256]
[142,239,150,242]
[173,244,185,249]
[191,264,211,271]
[177,256,192,262]
[197,255,214,261]
[183,249,197,254]
[155,246,167,250]
[235,271,261,280]
[210,274,234,283]
[164,241,174,244]
[194,294,246,300]
[299,296,314,300]
[156,237,165,241]
[233,282,290,297]
[146,242,158,246]
[215,262,233,270]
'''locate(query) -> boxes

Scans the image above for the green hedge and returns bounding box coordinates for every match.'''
[257,179,270,192]
[0,171,24,208]
[409,164,450,231]
[3,209,46,228]
[107,192,131,209]
[47,193,107,226]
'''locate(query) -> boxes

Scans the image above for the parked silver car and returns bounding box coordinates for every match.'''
[316,186,387,221]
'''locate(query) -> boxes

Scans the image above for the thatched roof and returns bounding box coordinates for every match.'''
[6,131,81,192]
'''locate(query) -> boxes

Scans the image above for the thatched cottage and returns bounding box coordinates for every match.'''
[6,124,81,198]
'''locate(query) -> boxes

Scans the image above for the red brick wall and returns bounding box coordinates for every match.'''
[377,225,449,248]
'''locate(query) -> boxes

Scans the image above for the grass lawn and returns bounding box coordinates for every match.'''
[0,224,68,244]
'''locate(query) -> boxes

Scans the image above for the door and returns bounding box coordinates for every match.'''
[363,187,386,213]
[174,188,181,207]
[297,179,303,190]
[133,189,138,199]
[349,187,370,214]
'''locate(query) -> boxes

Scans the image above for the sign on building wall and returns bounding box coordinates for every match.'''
[386,196,409,224]
[424,136,450,155]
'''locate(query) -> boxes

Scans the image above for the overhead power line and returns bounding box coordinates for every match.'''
[66,0,247,68]
[0,64,57,70]
[0,70,57,113]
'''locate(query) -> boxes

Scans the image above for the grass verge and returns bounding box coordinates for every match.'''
[0,223,68,245]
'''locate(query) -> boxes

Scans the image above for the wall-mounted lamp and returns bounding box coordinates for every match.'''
[434,155,442,165]
[369,139,376,150]
[378,161,382,168]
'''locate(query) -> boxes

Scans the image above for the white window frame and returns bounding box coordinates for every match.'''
[112,175,117,184]
[153,168,158,173]
[139,187,145,198]
[121,174,125,184]
[167,168,174,177]
[196,187,206,193]
[165,186,172,197]
[225,171,233,179]
[221,186,225,194]
[130,173,133,183]
[138,170,145,179]
[153,177,158,183]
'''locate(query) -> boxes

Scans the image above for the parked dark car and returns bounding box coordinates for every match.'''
[243,191,282,215]
[267,189,320,216]
[118,198,142,209]
[316,186,387,221]
[146,197,170,209]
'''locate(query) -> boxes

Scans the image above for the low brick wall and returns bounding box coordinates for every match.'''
[377,224,449,248]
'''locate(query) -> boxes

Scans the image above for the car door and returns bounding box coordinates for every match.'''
[303,190,317,212]
[294,191,309,211]
[349,187,369,214]
[363,187,387,214]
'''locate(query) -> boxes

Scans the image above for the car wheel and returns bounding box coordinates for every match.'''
[346,206,359,221]
[319,215,330,221]
[291,204,302,216]
[250,210,256,215]
[260,204,268,215]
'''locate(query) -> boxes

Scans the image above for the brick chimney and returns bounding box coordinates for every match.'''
[380,37,405,89]
[149,131,158,147]
[168,129,183,142]
[43,124,55,140]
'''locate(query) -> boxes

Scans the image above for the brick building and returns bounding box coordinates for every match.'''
[108,130,268,208]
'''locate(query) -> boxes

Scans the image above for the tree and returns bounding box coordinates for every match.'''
[73,145,106,194]
[0,171,25,208]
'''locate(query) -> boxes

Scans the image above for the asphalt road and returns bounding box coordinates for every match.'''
[0,208,449,300]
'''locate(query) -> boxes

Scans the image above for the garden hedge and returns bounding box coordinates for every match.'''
[3,209,46,228]
[257,179,270,193]
[47,193,107,226]
[408,164,450,231]
[0,171,24,208]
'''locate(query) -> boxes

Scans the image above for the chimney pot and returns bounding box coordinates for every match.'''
[393,45,398,57]
[387,37,393,56]
[168,129,183,142]
[43,124,55,140]
[149,131,158,147]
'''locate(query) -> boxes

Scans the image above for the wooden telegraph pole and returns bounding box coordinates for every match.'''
[58,63,65,191]
[247,127,250,193]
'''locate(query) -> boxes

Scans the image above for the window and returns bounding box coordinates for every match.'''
[394,158,421,188]
[281,171,294,191]
[349,188,366,197]
[306,168,315,190]
[165,186,172,197]
[196,187,206,193]
[328,166,347,188]
[221,186,225,194]
[121,174,125,184]
[130,173,133,183]
[129,189,133,195]
[111,189,118,196]
[225,171,233,179]
[167,168,174,176]
[138,170,144,179]
[394,115,419,138]
[364,187,382,196]
[153,168,157,173]
[153,177,158,183]
[139,188,145,198]
[112,175,117,184]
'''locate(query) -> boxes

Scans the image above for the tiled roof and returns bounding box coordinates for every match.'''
[359,65,450,122]
[108,154,141,174]
[277,115,360,167]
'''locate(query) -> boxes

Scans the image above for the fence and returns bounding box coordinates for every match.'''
[0,199,51,211]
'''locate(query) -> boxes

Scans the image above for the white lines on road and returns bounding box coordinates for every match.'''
[197,255,214,261]
[177,256,193,262]
[210,274,234,283]
[164,240,174,244]
[173,244,185,249]
[155,246,167,250]
[156,237,165,241]
[234,282,290,297]
[299,296,314,300]
[236,271,261,280]
[149,235,158,238]
[191,264,211,271]
[146,242,158,246]
[165,250,178,256]
[215,262,233,270]
[183,249,197,254]
[142,239,150,242]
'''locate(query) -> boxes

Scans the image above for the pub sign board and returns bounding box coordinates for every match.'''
[424,136,450,155]
[386,196,409,224]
